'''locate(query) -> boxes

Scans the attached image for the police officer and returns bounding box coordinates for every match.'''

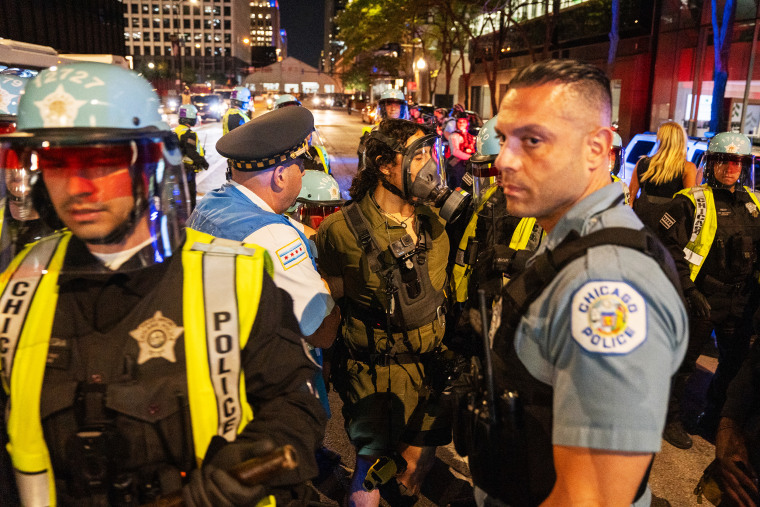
[174,104,209,211]
[274,94,302,109]
[455,59,688,506]
[449,117,541,355]
[358,89,410,172]
[316,119,469,507]
[0,62,326,506]
[188,106,339,346]
[658,132,760,445]
[222,86,252,136]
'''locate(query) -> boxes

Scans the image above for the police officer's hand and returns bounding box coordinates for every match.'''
[201,159,209,171]
[715,421,760,506]
[686,287,711,320]
[183,437,277,507]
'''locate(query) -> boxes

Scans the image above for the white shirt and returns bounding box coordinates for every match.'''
[232,182,334,336]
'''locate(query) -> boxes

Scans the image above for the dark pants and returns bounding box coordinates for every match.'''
[185,166,197,211]
[669,278,757,422]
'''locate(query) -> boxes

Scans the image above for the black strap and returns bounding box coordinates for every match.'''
[342,201,383,273]
[494,226,684,362]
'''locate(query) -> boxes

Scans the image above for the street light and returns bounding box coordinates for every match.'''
[148,62,155,69]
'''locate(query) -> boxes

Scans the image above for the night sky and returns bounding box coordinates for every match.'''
[279,0,325,68]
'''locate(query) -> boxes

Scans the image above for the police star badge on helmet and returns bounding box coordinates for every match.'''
[0,62,189,272]
[701,132,755,192]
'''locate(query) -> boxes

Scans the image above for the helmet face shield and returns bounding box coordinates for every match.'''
[470,157,499,207]
[292,201,342,229]
[402,134,445,201]
[0,135,189,272]
[704,153,755,191]
[610,146,624,178]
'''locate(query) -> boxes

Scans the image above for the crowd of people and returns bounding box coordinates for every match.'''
[0,57,758,507]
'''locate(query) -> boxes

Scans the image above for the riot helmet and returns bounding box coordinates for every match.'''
[287,171,345,229]
[274,94,302,109]
[0,62,188,272]
[377,89,409,121]
[701,132,755,192]
[230,86,251,110]
[470,117,501,207]
[610,131,624,177]
[366,120,469,222]
[0,74,28,134]
[178,104,198,127]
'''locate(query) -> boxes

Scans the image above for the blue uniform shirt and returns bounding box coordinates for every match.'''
[515,182,688,453]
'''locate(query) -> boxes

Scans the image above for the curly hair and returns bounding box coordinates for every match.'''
[349,119,429,201]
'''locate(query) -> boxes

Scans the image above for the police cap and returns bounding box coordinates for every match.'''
[217,106,314,171]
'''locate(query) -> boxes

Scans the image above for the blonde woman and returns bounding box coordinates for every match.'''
[629,121,697,229]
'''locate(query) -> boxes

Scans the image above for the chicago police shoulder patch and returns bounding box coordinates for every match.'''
[570,281,647,354]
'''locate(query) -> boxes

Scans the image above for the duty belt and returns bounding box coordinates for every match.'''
[702,274,747,295]
[349,349,431,367]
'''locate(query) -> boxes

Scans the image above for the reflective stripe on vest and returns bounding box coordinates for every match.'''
[677,186,760,281]
[452,186,500,303]
[223,108,250,136]
[1,228,272,505]
[509,217,540,251]
[610,175,630,205]
[1,232,71,507]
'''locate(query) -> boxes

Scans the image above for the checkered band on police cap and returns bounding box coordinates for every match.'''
[231,138,310,171]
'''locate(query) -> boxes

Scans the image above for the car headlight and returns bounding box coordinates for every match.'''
[326,99,333,106]
[312,98,320,106]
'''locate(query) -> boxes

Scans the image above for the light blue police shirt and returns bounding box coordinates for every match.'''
[515,182,688,453]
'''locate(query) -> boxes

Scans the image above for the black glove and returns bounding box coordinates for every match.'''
[201,159,209,170]
[686,288,711,320]
[182,437,277,507]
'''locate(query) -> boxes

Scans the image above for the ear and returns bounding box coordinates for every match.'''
[272,165,287,190]
[586,127,613,172]
[376,156,392,176]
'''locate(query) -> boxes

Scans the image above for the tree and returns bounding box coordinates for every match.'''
[710,0,737,133]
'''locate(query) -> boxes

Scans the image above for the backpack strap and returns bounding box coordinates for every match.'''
[342,201,384,273]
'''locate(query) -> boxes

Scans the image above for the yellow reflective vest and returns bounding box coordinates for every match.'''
[222,107,250,136]
[675,185,760,282]
[0,228,272,507]
[451,186,543,303]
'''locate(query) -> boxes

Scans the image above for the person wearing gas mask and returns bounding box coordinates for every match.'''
[316,119,469,507]
[658,132,760,447]
[0,62,326,506]
[454,59,687,506]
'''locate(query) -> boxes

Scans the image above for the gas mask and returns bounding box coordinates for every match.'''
[371,130,470,223]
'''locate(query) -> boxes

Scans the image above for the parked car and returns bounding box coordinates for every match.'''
[622,132,709,185]
[190,93,226,122]
[309,94,334,109]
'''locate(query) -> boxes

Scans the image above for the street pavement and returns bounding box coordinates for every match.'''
[188,104,718,506]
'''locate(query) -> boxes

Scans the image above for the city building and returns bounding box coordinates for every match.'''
[0,0,125,56]
[249,0,286,68]
[464,0,760,142]
[321,0,346,75]
[121,0,252,89]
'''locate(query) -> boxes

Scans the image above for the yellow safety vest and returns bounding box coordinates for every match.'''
[174,124,206,158]
[675,185,760,281]
[451,187,543,303]
[610,175,631,205]
[0,228,272,506]
[222,107,251,136]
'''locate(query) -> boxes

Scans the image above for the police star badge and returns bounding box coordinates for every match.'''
[34,84,87,127]
[747,202,759,218]
[129,311,184,365]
